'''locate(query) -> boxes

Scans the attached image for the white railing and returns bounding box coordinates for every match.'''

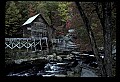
[5,38,49,52]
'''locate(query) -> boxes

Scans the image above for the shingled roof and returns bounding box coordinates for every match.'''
[22,14,40,26]
[22,13,51,26]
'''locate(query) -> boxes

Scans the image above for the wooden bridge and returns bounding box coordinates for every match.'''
[5,37,49,52]
[5,38,61,52]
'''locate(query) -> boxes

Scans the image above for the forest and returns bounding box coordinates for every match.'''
[5,1,116,77]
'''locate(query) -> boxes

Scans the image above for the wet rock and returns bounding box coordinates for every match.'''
[54,74,67,77]
[66,54,72,60]
[46,53,62,62]
[71,51,81,55]
[72,64,82,74]
[6,58,48,76]
[56,56,62,62]
[46,53,57,61]
[89,62,98,68]
[81,68,98,77]
[67,71,75,77]
[66,60,78,69]
[14,59,28,64]
[42,74,55,77]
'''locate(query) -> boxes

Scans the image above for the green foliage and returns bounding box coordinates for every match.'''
[5,1,72,37]
[58,2,71,23]
[5,1,22,37]
[16,1,29,24]
[36,1,71,26]
[36,1,47,14]
[36,1,59,25]
[77,26,90,44]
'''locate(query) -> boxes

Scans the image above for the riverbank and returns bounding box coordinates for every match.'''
[5,52,99,77]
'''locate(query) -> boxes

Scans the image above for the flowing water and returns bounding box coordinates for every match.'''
[7,59,72,77]
[6,52,98,77]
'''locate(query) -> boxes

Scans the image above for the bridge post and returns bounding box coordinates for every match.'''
[39,38,42,51]
[27,39,28,52]
[34,39,36,52]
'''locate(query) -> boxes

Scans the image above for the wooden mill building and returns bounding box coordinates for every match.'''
[5,13,55,54]
[22,13,54,41]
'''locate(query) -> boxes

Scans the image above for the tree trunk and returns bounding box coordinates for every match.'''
[75,2,107,77]
[103,2,113,77]
[93,2,104,28]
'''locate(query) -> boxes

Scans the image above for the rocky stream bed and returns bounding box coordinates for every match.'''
[5,52,99,77]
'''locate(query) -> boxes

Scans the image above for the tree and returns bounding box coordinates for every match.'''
[5,1,71,37]
[5,1,22,37]
[58,2,71,24]
[93,2,116,77]
[68,2,91,51]
[5,1,41,37]
[15,1,29,25]
[36,1,60,26]
[75,1,116,77]
[75,1,107,77]
[102,2,113,77]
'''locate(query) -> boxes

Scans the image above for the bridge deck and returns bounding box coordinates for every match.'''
[5,37,48,41]
[5,38,49,52]
[5,38,62,53]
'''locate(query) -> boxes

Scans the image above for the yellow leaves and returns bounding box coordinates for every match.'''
[57,2,71,22]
